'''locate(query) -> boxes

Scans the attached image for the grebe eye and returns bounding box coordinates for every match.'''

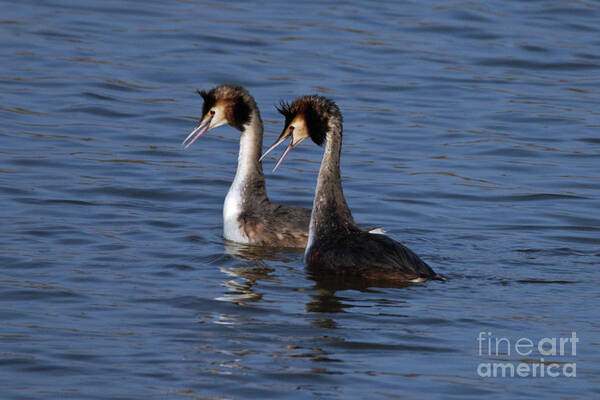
[210,110,216,115]
[289,125,294,131]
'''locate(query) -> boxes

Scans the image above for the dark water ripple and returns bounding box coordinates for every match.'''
[1,0,599,399]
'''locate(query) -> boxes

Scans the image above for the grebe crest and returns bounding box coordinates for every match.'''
[183,85,256,149]
[259,95,342,171]
[198,85,253,131]
[276,95,341,146]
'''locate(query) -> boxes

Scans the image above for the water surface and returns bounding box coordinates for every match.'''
[1,1,599,399]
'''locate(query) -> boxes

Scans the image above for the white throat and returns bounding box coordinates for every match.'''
[223,119,261,243]
[304,221,316,260]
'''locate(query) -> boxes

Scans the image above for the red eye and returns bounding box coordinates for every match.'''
[210,110,215,115]
[289,126,295,131]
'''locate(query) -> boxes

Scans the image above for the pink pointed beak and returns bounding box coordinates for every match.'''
[182,113,214,149]
[260,126,297,171]
[259,133,289,162]
[272,143,294,172]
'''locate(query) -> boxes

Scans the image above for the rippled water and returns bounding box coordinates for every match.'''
[1,1,599,398]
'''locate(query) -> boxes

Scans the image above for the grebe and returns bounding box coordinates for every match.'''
[264,95,445,283]
[183,85,311,247]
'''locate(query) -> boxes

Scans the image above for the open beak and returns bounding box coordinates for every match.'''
[182,114,214,149]
[268,128,308,172]
[272,142,294,172]
[273,136,308,171]
[259,133,288,162]
[260,126,297,171]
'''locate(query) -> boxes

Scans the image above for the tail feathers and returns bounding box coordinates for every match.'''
[366,226,386,235]
[431,273,447,281]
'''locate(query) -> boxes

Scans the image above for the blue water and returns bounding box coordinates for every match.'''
[1,1,599,398]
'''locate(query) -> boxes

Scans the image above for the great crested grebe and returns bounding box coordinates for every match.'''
[263,95,445,283]
[183,85,311,247]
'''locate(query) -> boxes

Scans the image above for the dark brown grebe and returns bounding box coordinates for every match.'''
[264,95,445,283]
[183,85,311,247]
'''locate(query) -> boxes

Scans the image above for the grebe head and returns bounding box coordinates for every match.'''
[183,85,254,149]
[260,95,342,170]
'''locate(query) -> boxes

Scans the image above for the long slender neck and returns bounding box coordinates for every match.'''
[231,109,268,204]
[308,124,355,245]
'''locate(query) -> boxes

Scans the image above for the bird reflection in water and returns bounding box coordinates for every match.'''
[215,240,422,376]
[223,239,303,262]
[306,275,413,316]
[216,240,301,305]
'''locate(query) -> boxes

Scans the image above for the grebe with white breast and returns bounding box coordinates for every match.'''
[263,95,445,282]
[183,85,311,247]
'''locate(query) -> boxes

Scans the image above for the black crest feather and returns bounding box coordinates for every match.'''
[197,89,216,118]
[303,97,330,146]
[195,85,254,131]
[232,94,251,131]
[276,100,294,127]
[279,95,340,146]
